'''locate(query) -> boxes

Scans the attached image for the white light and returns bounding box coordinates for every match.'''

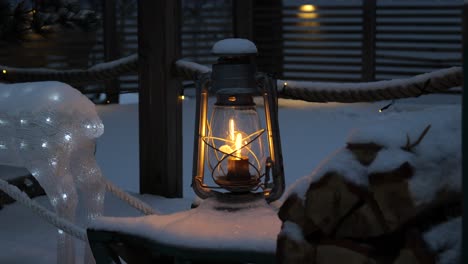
[50,94,60,101]
[20,142,27,149]
[46,117,51,123]
[20,119,26,125]
[64,134,72,141]
[58,229,64,235]
[41,142,47,148]
[62,193,68,200]
[86,124,92,129]
[0,119,4,125]
[0,144,6,150]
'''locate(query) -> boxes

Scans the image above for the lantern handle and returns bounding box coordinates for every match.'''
[257,73,285,202]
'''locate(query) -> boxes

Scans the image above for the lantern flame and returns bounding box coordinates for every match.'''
[229,118,235,141]
[235,133,242,159]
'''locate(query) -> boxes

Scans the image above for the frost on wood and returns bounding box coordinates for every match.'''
[0,81,105,264]
[278,105,461,263]
[212,38,258,55]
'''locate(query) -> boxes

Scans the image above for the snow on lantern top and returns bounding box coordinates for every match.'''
[212,38,258,56]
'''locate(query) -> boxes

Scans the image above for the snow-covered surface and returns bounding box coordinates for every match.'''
[280,221,304,242]
[212,38,258,55]
[0,90,461,263]
[424,217,461,264]
[89,54,137,70]
[277,66,460,92]
[281,104,461,208]
[90,197,280,253]
[175,59,211,74]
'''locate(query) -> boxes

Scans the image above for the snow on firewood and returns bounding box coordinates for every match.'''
[280,221,305,242]
[423,217,461,264]
[282,105,460,207]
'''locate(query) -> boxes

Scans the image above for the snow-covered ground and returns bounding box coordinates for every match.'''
[0,92,461,263]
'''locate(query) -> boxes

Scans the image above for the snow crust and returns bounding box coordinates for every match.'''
[212,38,258,55]
[277,66,460,92]
[89,54,137,70]
[90,197,281,253]
[423,217,461,264]
[280,221,304,242]
[175,59,211,74]
[284,105,461,207]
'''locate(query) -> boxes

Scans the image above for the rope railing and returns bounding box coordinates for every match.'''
[174,59,462,103]
[277,67,462,103]
[0,54,138,85]
[0,175,159,241]
[1,56,461,103]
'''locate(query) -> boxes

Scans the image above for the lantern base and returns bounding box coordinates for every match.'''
[215,176,260,193]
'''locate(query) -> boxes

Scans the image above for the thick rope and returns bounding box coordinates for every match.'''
[0,178,87,241]
[0,54,138,85]
[0,176,158,241]
[278,67,462,103]
[175,59,211,80]
[174,60,462,103]
[103,177,159,215]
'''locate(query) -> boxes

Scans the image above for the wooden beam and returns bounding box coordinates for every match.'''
[252,0,284,77]
[103,0,120,103]
[138,0,182,197]
[233,0,254,39]
[362,0,377,81]
[462,4,468,264]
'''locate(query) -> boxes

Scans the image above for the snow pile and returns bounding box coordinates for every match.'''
[90,197,281,253]
[284,105,461,205]
[282,105,461,264]
[212,38,258,55]
[424,217,461,264]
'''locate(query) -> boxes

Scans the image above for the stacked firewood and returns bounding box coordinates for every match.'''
[277,125,461,264]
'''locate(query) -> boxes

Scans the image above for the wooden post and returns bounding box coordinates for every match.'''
[103,0,120,103]
[138,0,183,197]
[362,0,377,81]
[462,4,468,264]
[250,0,284,77]
[233,0,254,39]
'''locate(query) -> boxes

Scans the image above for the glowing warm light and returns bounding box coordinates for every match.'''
[300,4,315,12]
[379,109,382,113]
[235,133,243,159]
[2,69,6,74]
[284,82,288,86]
[298,12,318,19]
[180,95,185,100]
[229,119,235,141]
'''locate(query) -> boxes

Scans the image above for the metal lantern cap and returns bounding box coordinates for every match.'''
[211,39,259,95]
